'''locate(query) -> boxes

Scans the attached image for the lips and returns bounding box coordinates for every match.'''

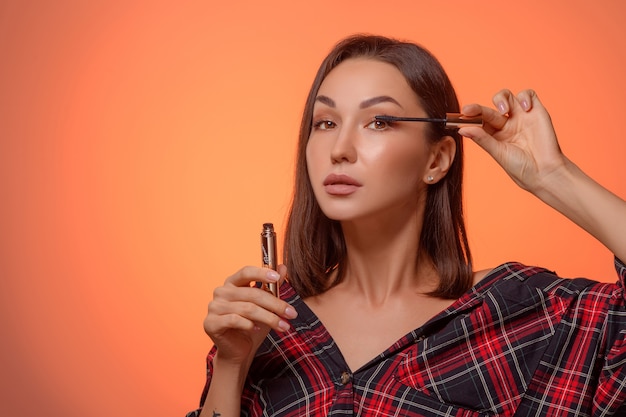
[323,173,362,195]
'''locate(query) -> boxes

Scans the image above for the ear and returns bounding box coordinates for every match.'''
[423,136,456,184]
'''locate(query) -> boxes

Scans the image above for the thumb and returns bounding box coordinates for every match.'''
[458,126,502,160]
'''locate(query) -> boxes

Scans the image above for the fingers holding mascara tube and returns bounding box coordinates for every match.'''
[213,265,293,327]
[203,265,296,364]
[459,89,565,193]
[458,103,507,136]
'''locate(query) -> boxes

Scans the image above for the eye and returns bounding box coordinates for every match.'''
[312,120,336,130]
[366,119,393,130]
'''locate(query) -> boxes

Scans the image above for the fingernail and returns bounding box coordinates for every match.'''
[457,128,471,138]
[285,306,298,319]
[521,99,530,111]
[278,320,290,331]
[497,101,507,114]
[267,270,280,280]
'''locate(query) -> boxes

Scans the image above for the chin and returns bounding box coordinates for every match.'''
[317,201,360,222]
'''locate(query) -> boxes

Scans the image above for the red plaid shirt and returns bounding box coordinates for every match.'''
[187,259,626,416]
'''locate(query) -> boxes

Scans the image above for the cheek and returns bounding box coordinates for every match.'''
[305,143,327,202]
[305,139,326,175]
[381,150,431,199]
[376,144,429,182]
[389,160,422,191]
[305,143,314,176]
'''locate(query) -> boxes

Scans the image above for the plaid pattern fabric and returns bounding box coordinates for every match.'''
[187,259,626,416]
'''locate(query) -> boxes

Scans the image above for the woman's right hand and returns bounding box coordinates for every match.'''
[203,264,297,367]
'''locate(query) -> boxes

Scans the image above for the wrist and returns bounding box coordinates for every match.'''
[531,156,578,203]
[212,352,252,389]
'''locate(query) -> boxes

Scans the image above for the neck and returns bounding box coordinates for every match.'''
[337,214,439,305]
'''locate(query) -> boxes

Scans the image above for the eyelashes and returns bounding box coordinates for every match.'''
[312,119,336,130]
[367,118,396,130]
[311,116,397,131]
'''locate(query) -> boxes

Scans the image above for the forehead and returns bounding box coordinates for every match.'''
[316,58,418,108]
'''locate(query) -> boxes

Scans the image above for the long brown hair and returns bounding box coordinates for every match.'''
[284,34,473,299]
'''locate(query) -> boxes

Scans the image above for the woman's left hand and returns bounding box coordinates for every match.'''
[461,89,626,263]
[458,89,567,195]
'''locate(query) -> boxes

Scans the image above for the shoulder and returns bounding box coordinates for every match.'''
[474,262,561,288]
[472,261,622,305]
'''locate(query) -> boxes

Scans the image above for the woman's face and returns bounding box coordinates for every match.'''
[306,57,442,224]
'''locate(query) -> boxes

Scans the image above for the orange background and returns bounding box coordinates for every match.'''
[1,1,625,415]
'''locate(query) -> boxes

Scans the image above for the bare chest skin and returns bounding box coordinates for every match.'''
[304,288,456,372]
[303,270,490,372]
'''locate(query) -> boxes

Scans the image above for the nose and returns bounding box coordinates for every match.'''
[330,125,357,164]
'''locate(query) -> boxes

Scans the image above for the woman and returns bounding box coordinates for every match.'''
[187,35,626,416]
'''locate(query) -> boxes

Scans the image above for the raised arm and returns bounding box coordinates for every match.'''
[458,89,626,262]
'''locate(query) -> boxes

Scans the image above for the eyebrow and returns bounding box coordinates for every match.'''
[360,95,403,109]
[314,95,403,109]
[315,95,335,107]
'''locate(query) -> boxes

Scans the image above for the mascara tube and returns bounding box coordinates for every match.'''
[373,113,483,129]
[260,223,279,296]
[443,113,483,129]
